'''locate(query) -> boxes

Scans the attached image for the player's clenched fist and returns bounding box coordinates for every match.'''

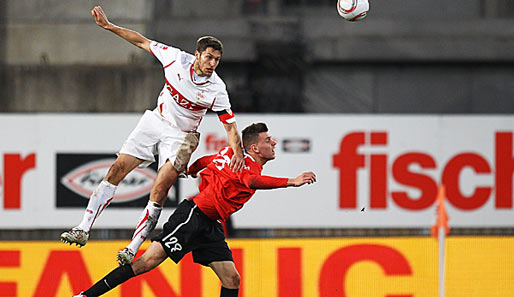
[288,172,317,187]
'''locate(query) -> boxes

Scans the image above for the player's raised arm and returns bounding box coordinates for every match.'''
[91,6,151,52]
[223,122,245,173]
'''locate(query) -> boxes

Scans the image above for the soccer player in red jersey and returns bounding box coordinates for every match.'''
[72,123,316,297]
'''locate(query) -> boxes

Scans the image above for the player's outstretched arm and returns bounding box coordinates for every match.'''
[286,171,317,187]
[244,172,316,190]
[91,6,151,52]
[223,122,244,173]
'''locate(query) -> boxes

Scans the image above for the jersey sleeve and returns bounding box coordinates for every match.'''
[216,108,236,124]
[187,154,217,176]
[240,173,288,189]
[149,41,181,67]
[211,88,231,112]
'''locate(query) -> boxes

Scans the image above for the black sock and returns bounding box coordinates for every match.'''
[220,286,239,297]
[83,264,135,297]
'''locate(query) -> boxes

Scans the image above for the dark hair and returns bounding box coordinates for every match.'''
[196,36,223,54]
[242,122,268,151]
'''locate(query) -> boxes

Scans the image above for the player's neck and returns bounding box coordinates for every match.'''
[193,61,210,77]
[249,153,268,166]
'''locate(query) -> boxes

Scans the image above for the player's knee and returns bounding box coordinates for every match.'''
[132,256,154,275]
[232,272,241,288]
[221,271,240,289]
[106,162,127,183]
[131,258,146,275]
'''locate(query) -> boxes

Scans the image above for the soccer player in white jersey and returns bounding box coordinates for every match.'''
[60,6,245,266]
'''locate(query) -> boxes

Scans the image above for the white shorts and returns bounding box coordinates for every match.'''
[119,109,200,171]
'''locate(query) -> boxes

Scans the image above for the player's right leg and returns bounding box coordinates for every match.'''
[118,160,179,265]
[72,241,167,297]
[209,261,240,297]
[61,154,143,247]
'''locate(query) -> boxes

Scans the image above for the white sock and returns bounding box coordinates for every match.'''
[77,180,117,232]
[126,201,163,253]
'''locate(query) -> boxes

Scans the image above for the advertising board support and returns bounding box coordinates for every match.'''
[431,186,449,297]
[438,225,445,297]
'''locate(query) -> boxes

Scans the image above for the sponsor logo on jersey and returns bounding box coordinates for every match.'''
[165,79,205,111]
[196,91,204,101]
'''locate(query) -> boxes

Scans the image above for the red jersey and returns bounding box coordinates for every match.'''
[190,147,288,221]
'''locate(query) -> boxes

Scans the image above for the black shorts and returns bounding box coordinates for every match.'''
[152,199,233,266]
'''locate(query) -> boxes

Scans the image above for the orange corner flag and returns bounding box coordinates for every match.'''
[431,185,450,239]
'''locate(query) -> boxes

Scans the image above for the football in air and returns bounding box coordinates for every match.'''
[337,0,369,22]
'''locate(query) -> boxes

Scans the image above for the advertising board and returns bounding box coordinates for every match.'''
[1,237,512,297]
[0,114,513,228]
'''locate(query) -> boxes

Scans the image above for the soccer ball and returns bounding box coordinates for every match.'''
[337,0,369,22]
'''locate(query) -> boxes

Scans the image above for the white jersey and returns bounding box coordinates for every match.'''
[149,41,235,132]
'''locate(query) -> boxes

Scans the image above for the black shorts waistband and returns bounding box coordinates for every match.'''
[184,199,213,221]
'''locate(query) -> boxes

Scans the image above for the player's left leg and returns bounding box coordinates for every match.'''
[209,261,240,297]
[117,160,179,265]
[74,242,167,297]
[61,154,144,247]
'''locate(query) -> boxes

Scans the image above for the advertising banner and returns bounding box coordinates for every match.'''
[0,114,513,228]
[55,153,179,208]
[1,237,513,297]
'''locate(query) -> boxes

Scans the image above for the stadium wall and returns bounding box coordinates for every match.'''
[3,0,514,113]
[2,63,514,113]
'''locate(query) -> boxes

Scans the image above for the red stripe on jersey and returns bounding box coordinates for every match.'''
[164,78,206,111]
[190,64,210,85]
[218,112,235,124]
[209,97,217,110]
[164,60,176,69]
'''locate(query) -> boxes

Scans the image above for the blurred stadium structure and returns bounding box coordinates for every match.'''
[1,1,514,296]
[1,0,514,114]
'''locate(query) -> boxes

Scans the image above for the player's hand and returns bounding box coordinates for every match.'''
[289,172,317,187]
[91,6,112,30]
[230,152,245,173]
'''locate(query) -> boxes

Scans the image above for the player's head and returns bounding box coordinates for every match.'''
[194,36,223,77]
[242,123,277,164]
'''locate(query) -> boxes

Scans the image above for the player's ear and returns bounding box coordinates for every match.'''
[250,143,259,153]
[194,50,200,59]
